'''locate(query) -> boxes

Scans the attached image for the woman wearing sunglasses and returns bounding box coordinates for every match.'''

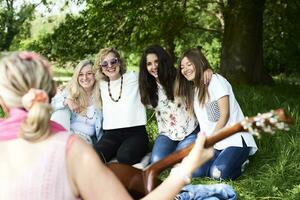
[93,48,149,165]
[51,60,103,145]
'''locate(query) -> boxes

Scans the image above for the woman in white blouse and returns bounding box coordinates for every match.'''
[175,48,257,180]
[138,45,212,165]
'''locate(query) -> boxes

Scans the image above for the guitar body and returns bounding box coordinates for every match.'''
[107,109,292,199]
[107,163,161,199]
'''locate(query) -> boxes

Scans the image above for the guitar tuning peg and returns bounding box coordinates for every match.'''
[255,120,263,127]
[276,122,284,130]
[269,117,278,124]
[254,116,260,122]
[271,121,290,132]
[253,128,261,138]
[262,125,274,134]
[241,119,251,130]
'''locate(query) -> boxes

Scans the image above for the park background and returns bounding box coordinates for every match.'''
[1,0,299,199]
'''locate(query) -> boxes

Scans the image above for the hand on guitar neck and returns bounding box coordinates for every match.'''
[108,108,294,199]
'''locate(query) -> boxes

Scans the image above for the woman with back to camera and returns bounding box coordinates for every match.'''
[175,48,257,180]
[0,51,214,199]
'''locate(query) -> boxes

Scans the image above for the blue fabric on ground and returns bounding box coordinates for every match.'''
[175,183,237,200]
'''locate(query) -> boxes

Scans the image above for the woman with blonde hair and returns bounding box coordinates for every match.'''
[51,59,103,144]
[93,48,149,164]
[0,51,214,199]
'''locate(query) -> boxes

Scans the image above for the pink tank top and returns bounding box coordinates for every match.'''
[0,133,80,200]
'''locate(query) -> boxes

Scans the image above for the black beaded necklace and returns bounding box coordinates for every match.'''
[84,110,96,123]
[107,75,123,102]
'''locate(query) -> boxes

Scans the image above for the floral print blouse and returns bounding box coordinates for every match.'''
[155,83,199,141]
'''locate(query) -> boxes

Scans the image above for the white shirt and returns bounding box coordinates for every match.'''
[100,72,147,130]
[70,105,96,136]
[194,74,257,155]
[155,83,198,140]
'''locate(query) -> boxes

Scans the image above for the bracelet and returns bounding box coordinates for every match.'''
[180,172,191,184]
[170,165,192,184]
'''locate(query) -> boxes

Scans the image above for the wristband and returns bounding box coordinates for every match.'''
[170,165,192,184]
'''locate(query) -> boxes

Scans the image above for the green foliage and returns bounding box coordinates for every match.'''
[26,0,224,66]
[2,0,299,77]
[0,106,4,118]
[264,0,300,75]
[0,0,38,51]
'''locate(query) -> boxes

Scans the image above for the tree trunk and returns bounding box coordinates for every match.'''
[220,0,273,84]
[165,37,176,61]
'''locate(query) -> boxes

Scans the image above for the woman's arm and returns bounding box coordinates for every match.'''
[67,134,213,200]
[51,89,69,110]
[212,95,230,134]
[203,68,213,85]
[67,136,133,200]
[141,133,213,200]
[51,89,81,113]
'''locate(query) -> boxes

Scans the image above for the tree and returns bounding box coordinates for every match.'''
[26,0,298,84]
[30,0,223,64]
[263,0,300,75]
[0,0,35,50]
[220,0,273,84]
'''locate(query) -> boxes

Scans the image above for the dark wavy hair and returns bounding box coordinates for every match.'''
[139,45,176,108]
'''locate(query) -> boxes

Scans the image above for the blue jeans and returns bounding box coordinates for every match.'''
[192,137,251,180]
[175,183,237,200]
[150,126,200,163]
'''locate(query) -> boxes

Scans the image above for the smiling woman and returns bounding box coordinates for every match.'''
[138,45,213,172]
[93,48,149,165]
[51,59,103,145]
[175,48,258,180]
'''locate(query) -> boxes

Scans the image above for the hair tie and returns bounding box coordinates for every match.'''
[18,52,41,61]
[21,89,49,111]
[18,51,52,75]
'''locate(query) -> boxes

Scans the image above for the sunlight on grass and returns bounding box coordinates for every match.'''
[0,64,299,199]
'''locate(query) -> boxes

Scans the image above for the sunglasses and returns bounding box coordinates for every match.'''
[100,58,119,68]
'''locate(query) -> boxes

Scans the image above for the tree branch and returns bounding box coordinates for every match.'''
[186,23,222,35]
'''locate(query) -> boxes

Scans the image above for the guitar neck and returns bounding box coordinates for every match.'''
[145,123,243,176]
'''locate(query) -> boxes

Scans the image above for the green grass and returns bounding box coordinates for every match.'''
[53,66,73,77]
[146,81,300,199]
[0,67,299,199]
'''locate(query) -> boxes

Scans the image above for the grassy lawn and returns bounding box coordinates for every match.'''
[146,81,300,199]
[0,66,299,199]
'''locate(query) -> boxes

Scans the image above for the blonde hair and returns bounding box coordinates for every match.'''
[67,59,102,115]
[94,48,126,81]
[0,52,54,141]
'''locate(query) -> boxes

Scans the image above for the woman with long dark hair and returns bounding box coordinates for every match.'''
[139,45,212,165]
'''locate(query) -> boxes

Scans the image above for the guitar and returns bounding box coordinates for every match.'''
[107,108,294,199]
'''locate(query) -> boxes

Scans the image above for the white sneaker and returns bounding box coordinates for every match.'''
[241,159,250,172]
